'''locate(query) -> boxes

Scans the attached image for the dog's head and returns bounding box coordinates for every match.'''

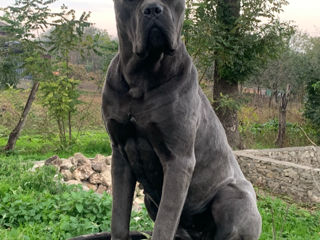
[114,0,185,58]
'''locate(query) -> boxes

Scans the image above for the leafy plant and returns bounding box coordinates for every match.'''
[215,92,241,114]
[40,72,80,147]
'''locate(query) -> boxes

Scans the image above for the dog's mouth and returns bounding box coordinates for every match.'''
[134,22,176,58]
[148,27,166,50]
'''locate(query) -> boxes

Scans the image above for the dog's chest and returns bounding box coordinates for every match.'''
[116,118,164,201]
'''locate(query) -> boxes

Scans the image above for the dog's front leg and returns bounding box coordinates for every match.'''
[152,157,195,240]
[111,146,136,240]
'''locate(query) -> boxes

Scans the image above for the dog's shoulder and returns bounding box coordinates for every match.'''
[104,54,129,95]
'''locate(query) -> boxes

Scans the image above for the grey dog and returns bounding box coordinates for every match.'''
[101,0,262,239]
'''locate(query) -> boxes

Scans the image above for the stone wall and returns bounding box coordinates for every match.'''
[238,146,320,168]
[234,146,320,204]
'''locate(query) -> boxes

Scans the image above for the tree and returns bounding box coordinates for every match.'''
[43,7,91,145]
[304,37,320,141]
[40,68,80,146]
[1,0,57,151]
[246,35,313,147]
[185,0,294,148]
[275,84,290,147]
[68,27,118,73]
[1,0,93,151]
[0,29,23,88]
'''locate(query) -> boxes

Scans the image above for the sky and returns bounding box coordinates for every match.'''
[1,0,320,37]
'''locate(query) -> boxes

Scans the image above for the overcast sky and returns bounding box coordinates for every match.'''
[1,0,320,37]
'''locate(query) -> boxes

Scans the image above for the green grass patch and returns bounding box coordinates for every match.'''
[0,130,112,159]
[0,154,153,240]
[240,119,319,149]
[258,195,320,240]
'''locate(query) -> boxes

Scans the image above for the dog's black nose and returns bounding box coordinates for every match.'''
[143,4,163,16]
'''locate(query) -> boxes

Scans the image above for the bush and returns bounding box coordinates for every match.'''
[304,78,320,141]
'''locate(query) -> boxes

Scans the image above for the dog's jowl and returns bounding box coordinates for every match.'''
[102,0,262,239]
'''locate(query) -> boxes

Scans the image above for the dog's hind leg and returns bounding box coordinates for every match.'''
[210,182,261,240]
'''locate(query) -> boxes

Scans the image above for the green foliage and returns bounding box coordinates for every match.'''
[0,143,152,240]
[0,0,55,89]
[46,6,91,64]
[0,0,58,83]
[239,118,319,148]
[40,71,80,146]
[0,40,22,88]
[304,78,320,132]
[69,27,118,73]
[41,5,96,147]
[215,93,241,113]
[184,0,295,83]
[304,37,320,140]
[258,195,320,240]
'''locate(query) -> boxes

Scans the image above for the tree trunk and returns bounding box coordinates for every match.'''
[213,0,242,149]
[268,90,274,108]
[57,118,66,146]
[4,81,40,151]
[68,111,72,143]
[213,76,242,149]
[275,84,291,148]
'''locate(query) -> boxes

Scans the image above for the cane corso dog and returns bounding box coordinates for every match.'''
[101,0,262,239]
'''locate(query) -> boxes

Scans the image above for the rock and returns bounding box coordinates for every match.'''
[60,159,73,170]
[101,168,112,187]
[92,154,111,168]
[96,184,108,194]
[133,185,144,212]
[89,173,103,185]
[106,156,112,165]
[30,161,45,172]
[69,156,78,166]
[132,200,143,212]
[83,181,97,191]
[81,184,90,191]
[45,155,62,166]
[91,161,107,173]
[73,165,94,181]
[74,153,91,166]
[93,154,105,162]
[308,190,320,203]
[283,168,298,179]
[61,169,73,181]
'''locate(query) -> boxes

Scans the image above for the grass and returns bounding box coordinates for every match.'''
[238,104,319,149]
[0,130,111,160]
[258,195,320,240]
[0,143,153,240]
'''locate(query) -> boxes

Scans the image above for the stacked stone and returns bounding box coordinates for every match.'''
[32,153,144,210]
[234,147,320,204]
[39,153,112,194]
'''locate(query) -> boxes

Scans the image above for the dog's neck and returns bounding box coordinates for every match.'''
[117,33,186,98]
